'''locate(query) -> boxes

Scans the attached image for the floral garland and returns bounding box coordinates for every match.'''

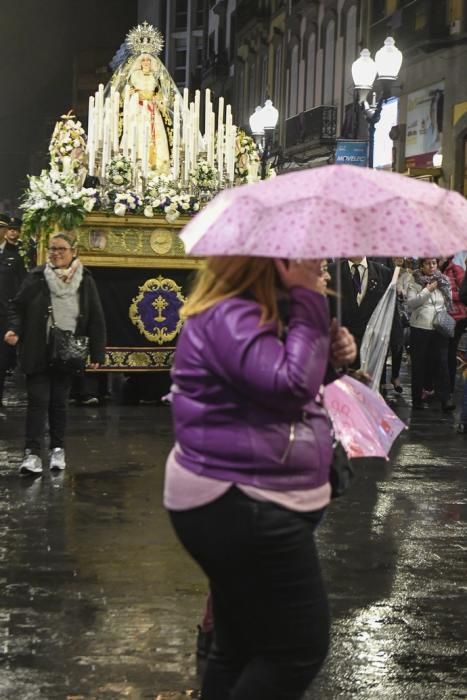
[49,111,87,172]
[235,130,260,184]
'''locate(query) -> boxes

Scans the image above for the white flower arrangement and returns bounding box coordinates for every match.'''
[49,112,87,172]
[190,158,218,191]
[143,176,200,222]
[106,156,133,189]
[235,130,260,184]
[21,169,97,236]
[113,191,143,216]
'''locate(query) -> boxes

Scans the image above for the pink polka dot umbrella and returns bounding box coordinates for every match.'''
[181,165,467,259]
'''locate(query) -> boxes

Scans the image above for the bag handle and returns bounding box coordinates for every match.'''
[48,303,56,328]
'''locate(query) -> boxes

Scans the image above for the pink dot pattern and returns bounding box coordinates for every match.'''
[180,164,467,259]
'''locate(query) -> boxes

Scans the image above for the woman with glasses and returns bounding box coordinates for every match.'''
[4,232,106,475]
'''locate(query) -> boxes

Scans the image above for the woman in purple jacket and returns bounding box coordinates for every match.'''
[164,256,356,700]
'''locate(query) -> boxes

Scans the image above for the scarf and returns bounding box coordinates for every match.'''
[412,268,452,310]
[43,260,84,332]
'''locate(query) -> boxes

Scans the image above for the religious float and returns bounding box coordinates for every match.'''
[21,23,262,384]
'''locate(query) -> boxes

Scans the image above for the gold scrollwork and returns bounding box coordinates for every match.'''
[103,349,175,370]
[129,275,186,345]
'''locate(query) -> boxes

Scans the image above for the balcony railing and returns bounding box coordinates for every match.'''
[285,106,337,152]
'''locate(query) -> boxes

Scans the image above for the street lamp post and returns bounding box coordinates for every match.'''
[249,100,279,180]
[352,37,403,168]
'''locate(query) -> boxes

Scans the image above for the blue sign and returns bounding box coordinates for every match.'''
[335,139,368,167]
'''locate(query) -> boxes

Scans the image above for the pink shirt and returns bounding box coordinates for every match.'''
[164,447,331,513]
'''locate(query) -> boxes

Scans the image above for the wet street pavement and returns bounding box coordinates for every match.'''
[0,375,466,700]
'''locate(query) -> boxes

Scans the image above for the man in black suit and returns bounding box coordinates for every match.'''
[0,215,26,407]
[329,256,393,370]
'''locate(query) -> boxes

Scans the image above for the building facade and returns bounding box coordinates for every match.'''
[365,0,467,191]
[201,1,364,164]
[138,0,206,89]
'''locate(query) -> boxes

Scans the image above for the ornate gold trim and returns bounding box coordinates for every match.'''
[102,346,176,371]
[129,275,186,344]
[78,253,203,269]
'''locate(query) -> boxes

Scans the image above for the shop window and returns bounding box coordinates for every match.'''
[175,0,188,30]
[175,37,187,85]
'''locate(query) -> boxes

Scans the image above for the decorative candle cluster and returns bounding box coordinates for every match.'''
[86,83,237,187]
[173,88,237,186]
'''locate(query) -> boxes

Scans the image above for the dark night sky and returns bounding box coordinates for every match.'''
[0,0,138,211]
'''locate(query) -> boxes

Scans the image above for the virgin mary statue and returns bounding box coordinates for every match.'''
[108,23,181,175]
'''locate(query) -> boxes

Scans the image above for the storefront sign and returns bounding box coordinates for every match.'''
[335,139,368,167]
[405,81,444,168]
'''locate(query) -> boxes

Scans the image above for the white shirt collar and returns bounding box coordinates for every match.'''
[348,257,368,271]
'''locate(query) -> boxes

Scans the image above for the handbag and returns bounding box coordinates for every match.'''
[431,299,455,338]
[48,305,90,372]
[329,440,354,499]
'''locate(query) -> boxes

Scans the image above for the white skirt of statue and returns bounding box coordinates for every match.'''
[130,61,170,174]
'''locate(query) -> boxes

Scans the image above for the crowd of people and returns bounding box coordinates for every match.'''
[1,211,467,698]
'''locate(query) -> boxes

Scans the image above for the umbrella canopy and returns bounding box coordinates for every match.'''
[181,165,467,258]
[323,375,406,460]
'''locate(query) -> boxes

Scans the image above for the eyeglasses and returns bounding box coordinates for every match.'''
[48,247,72,253]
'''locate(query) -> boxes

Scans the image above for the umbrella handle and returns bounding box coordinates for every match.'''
[336,258,342,325]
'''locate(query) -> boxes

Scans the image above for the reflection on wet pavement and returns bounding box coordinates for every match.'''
[0,381,466,699]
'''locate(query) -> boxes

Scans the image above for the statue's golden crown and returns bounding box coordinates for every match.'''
[126,22,164,57]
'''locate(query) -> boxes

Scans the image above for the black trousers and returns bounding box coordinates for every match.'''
[25,371,72,454]
[390,342,403,382]
[170,487,329,700]
[410,327,450,403]
[448,318,467,393]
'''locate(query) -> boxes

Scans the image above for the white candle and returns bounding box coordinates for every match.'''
[225,106,233,182]
[204,88,211,137]
[131,122,138,166]
[230,126,237,182]
[113,90,120,154]
[87,96,94,153]
[217,97,225,179]
[190,102,196,171]
[141,116,150,178]
[194,90,201,159]
[121,85,131,156]
[184,140,191,184]
[172,93,181,182]
[183,87,189,115]
[97,83,105,145]
[101,111,111,179]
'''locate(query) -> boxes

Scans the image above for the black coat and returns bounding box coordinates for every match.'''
[7,265,106,374]
[328,260,396,345]
[460,270,467,306]
[0,242,26,320]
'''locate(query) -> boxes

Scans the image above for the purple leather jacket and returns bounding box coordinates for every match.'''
[171,287,334,491]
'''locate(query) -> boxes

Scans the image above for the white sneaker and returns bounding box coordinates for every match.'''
[19,451,43,475]
[49,448,66,471]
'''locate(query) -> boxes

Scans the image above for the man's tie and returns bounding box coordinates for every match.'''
[351,264,362,296]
